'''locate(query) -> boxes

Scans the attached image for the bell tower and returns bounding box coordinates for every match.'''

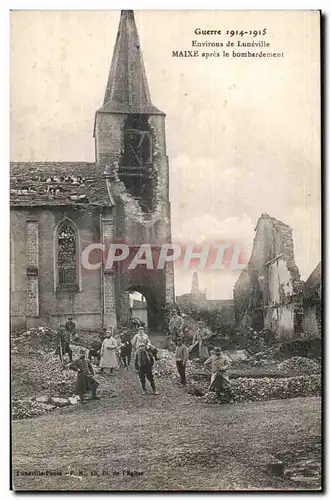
[94,10,174,331]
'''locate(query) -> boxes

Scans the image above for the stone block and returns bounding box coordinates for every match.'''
[51,397,70,407]
[35,396,51,404]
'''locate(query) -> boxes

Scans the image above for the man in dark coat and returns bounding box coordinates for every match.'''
[134,346,158,396]
[119,328,133,368]
[69,349,99,404]
[56,325,73,362]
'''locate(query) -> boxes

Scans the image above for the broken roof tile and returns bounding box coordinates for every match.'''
[10,162,112,207]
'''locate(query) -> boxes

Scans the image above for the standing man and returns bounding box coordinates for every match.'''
[65,317,78,341]
[56,325,73,363]
[190,321,212,360]
[204,347,234,403]
[131,326,150,352]
[175,337,189,385]
[135,345,159,396]
[131,326,158,362]
[169,310,184,343]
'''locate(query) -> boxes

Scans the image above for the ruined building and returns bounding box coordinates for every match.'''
[10,10,174,331]
[233,213,304,341]
[177,272,235,332]
[303,262,321,338]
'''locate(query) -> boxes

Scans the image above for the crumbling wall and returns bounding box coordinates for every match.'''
[233,269,254,329]
[95,111,174,331]
[302,265,321,338]
[303,307,320,337]
[264,257,296,340]
[233,214,303,341]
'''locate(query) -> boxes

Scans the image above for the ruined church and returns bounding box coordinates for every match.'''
[10,10,175,331]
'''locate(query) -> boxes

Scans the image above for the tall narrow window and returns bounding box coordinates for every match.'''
[57,220,77,286]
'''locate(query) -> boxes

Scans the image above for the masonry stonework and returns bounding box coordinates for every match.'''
[10,11,174,332]
[234,214,304,341]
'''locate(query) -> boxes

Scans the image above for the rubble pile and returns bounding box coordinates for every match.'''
[12,326,56,353]
[12,326,87,397]
[12,400,56,420]
[200,374,321,404]
[40,355,77,396]
[185,360,209,382]
[154,349,176,377]
[277,357,321,374]
[12,394,82,420]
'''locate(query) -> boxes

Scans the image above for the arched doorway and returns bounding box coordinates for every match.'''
[120,285,161,332]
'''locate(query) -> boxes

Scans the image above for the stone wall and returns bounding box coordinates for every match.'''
[95,112,174,332]
[233,214,303,341]
[10,206,103,331]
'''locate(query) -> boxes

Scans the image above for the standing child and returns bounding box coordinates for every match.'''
[88,333,104,364]
[175,337,189,385]
[119,328,132,368]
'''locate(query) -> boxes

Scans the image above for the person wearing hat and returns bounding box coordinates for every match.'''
[131,326,151,352]
[204,347,234,403]
[69,349,99,404]
[56,324,73,363]
[99,327,119,374]
[189,321,211,360]
[169,310,184,343]
[131,326,158,362]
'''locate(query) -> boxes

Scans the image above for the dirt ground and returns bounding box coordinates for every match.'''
[12,359,322,491]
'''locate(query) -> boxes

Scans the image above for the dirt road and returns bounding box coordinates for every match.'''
[12,361,321,491]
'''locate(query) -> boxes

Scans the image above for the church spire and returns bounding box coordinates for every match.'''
[100,10,164,115]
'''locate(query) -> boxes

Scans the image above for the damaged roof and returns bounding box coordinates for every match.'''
[10,162,112,207]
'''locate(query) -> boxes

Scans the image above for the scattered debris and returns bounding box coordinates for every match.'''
[68,396,79,405]
[12,400,56,420]
[34,396,51,404]
[51,397,70,407]
[277,357,321,374]
[153,349,176,377]
[200,375,321,404]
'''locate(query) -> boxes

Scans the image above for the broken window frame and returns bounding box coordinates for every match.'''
[118,115,157,213]
[123,128,153,168]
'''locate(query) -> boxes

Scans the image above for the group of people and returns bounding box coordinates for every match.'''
[56,320,160,403]
[56,313,234,405]
[172,311,234,403]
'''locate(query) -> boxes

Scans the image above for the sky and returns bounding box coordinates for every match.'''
[10,10,321,299]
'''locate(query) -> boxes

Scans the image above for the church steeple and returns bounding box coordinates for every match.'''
[99,10,164,115]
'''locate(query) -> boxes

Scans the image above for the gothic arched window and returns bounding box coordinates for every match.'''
[57,220,77,286]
